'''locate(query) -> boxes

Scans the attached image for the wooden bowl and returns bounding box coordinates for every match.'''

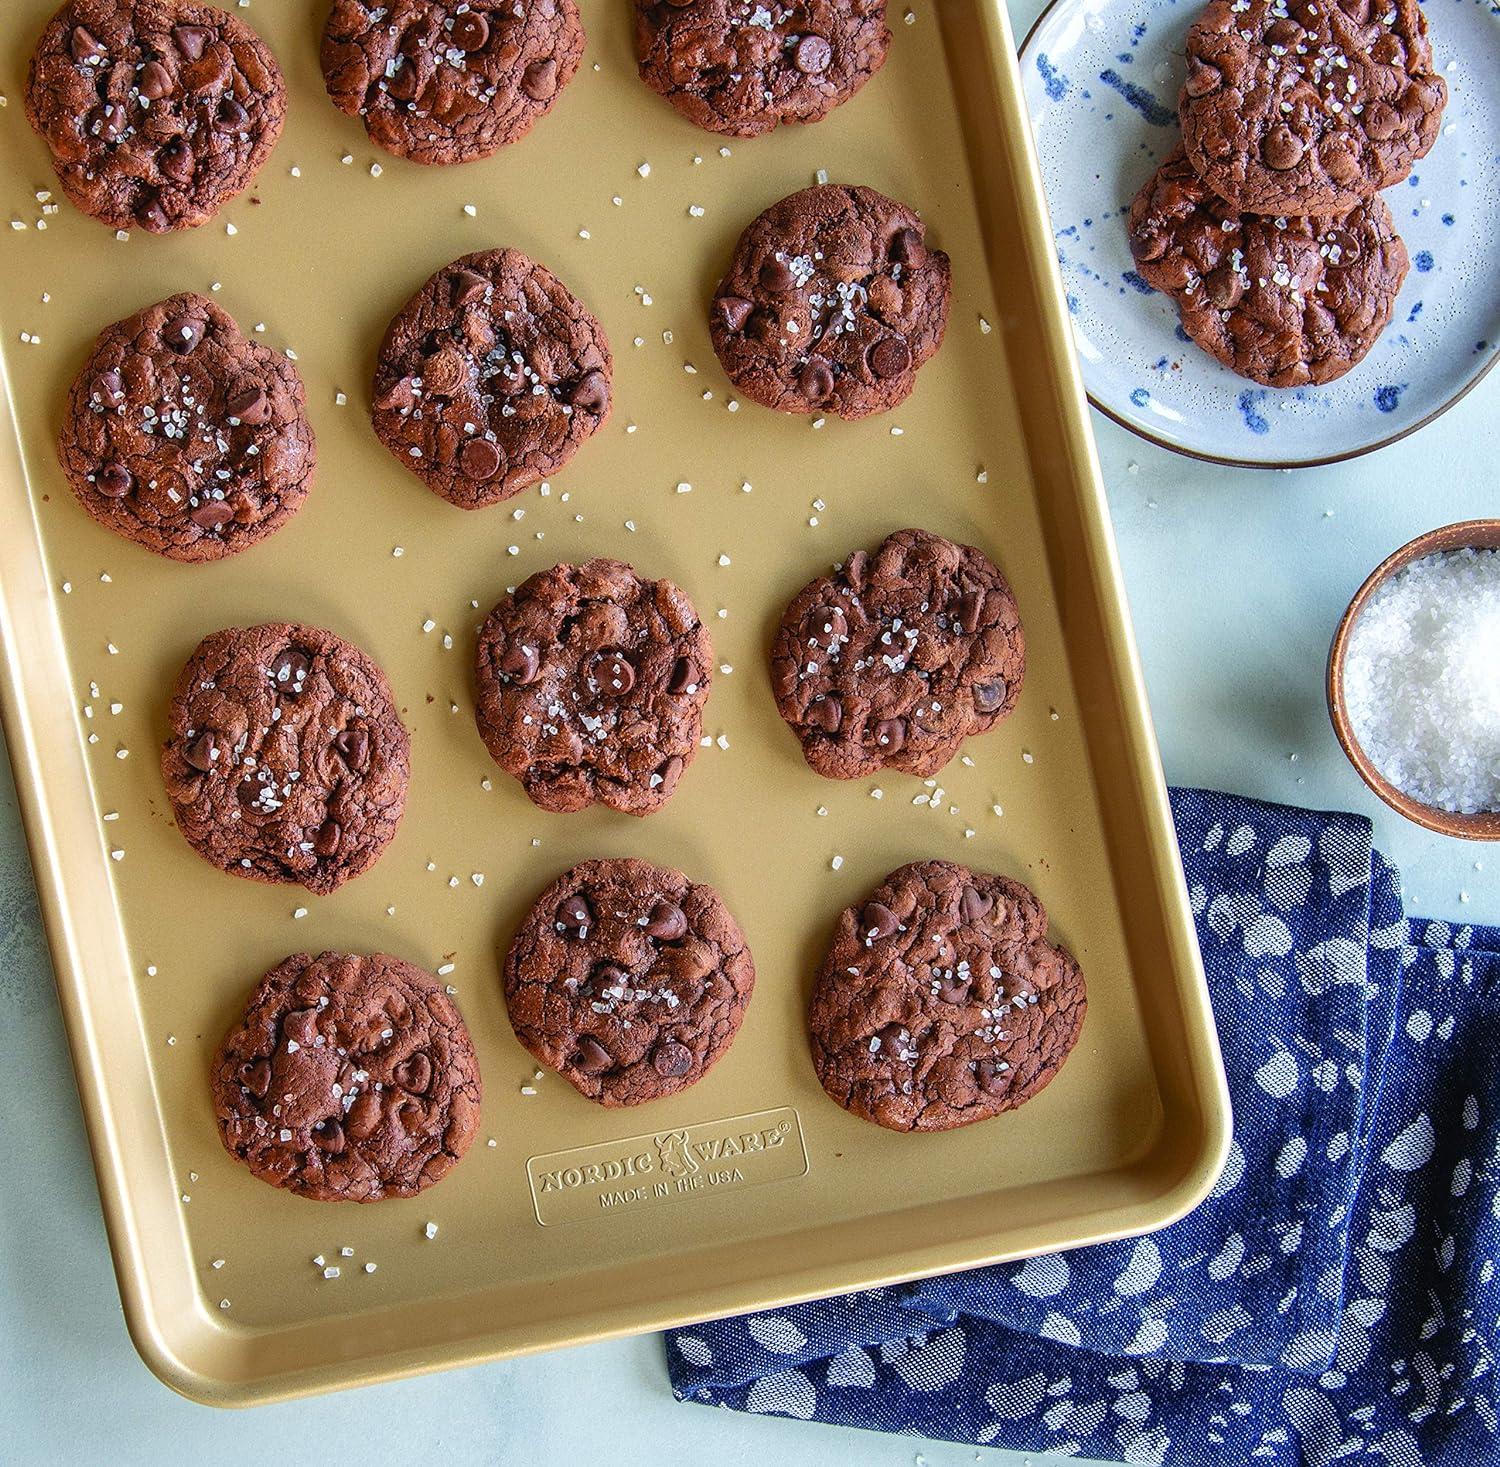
[1328,519,1500,841]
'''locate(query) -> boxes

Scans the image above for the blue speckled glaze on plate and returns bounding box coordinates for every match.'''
[1020,0,1500,468]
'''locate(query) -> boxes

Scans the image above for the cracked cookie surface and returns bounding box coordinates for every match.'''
[212,951,482,1201]
[709,184,950,418]
[1179,0,1446,216]
[321,0,584,166]
[771,528,1024,780]
[1128,148,1408,387]
[633,0,889,138]
[809,860,1085,1132]
[161,622,409,894]
[59,291,315,561]
[372,248,612,508]
[474,559,712,815]
[503,858,755,1106]
[25,0,285,232]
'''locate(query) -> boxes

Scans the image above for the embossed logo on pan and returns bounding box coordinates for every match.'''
[526,1107,808,1226]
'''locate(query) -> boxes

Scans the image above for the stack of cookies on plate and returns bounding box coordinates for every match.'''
[1127,0,1447,388]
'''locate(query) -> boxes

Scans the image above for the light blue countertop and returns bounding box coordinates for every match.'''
[2,2,1495,1462]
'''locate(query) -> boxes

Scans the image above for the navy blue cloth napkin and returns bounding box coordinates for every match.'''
[665,789,1500,1465]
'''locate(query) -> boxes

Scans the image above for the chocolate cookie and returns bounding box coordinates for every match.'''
[58,291,315,561]
[1180,0,1447,217]
[809,861,1085,1132]
[24,0,286,233]
[212,951,482,1201]
[503,858,755,1106]
[372,248,612,509]
[633,0,890,138]
[161,622,409,893]
[321,0,584,166]
[1128,148,1409,387]
[771,528,1024,781]
[474,559,712,815]
[710,184,951,418]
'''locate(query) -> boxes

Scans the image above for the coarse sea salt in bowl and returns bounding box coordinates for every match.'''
[1328,521,1500,840]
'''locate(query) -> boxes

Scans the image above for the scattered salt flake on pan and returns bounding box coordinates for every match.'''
[676,481,693,494]
[103,811,118,821]
[1022,750,1034,764]
[870,787,883,799]
[830,855,843,871]
[115,747,128,760]
[977,469,988,484]
[814,168,829,186]
[293,907,308,919]
[364,1262,377,1274]
[463,203,476,217]
[107,642,119,654]
[424,1222,439,1240]
[323,1266,340,1280]
[166,1034,176,1045]
[110,849,123,861]
[471,873,484,887]
[225,223,237,236]
[211,1259,224,1270]
[421,618,435,633]
[578,228,590,239]
[717,553,731,566]
[816,806,828,817]
[741,481,753,493]
[720,663,732,674]
[219,1299,230,1310]
[340,1246,354,1258]
[993,803,1004,817]
[340,153,353,164]
[689,205,705,217]
[891,426,904,436]
[487,1138,497,1148]
[370,163,382,178]
[637,162,651,177]
[392,545,403,557]
[979,315,992,334]
[335,391,347,406]
[437,962,456,975]
[716,734,729,749]
[520,1084,538,1096]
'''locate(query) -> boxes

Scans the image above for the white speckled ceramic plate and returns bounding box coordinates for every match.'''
[1019,0,1500,468]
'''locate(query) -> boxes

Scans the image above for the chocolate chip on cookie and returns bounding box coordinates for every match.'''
[372,248,612,509]
[1128,147,1409,387]
[503,858,755,1105]
[212,951,482,1201]
[162,622,409,893]
[321,0,585,166]
[1180,0,1447,216]
[808,860,1085,1132]
[474,559,712,814]
[633,0,890,138]
[771,528,1024,780]
[709,184,951,418]
[58,291,315,560]
[24,0,286,232]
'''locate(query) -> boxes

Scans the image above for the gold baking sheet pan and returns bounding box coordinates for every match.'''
[0,0,1230,1404]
